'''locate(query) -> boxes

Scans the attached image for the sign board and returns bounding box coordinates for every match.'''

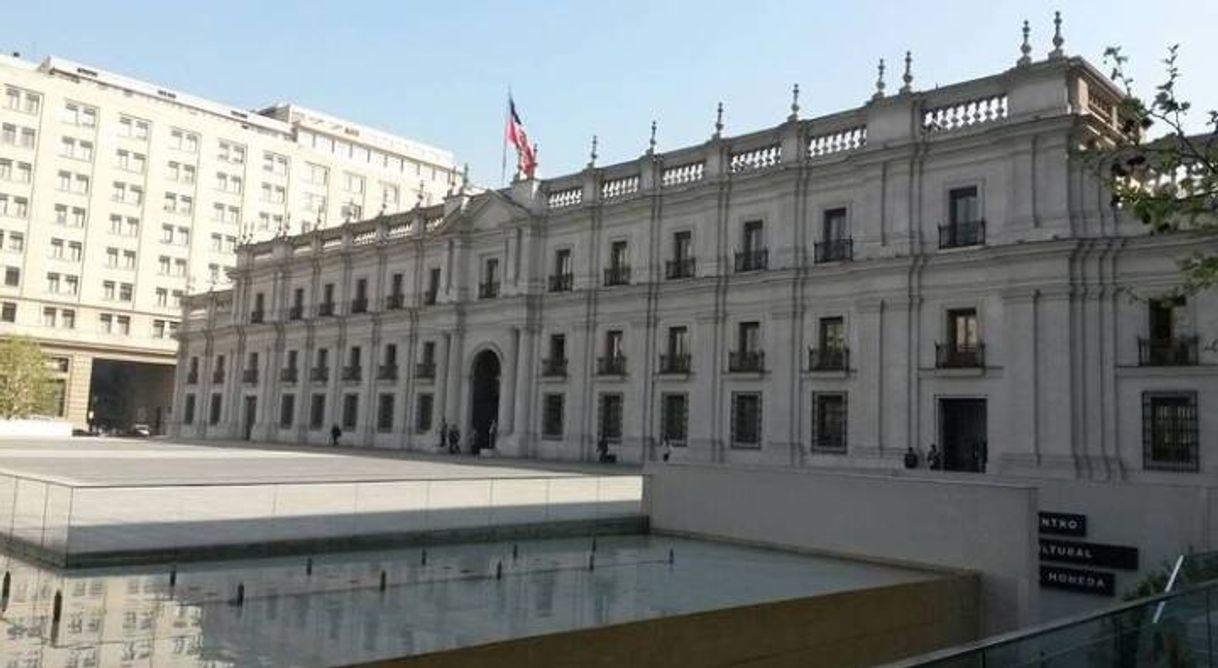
[1039,539,1139,570]
[1040,565,1115,596]
[1038,511,1087,537]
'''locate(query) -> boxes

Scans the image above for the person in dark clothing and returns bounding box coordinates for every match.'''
[927,444,943,470]
[597,435,611,463]
[330,424,342,447]
[448,425,461,454]
[903,446,920,469]
[437,419,447,449]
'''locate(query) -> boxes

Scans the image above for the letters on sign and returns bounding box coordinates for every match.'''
[1040,565,1115,596]
[1038,512,1087,537]
[1039,539,1139,571]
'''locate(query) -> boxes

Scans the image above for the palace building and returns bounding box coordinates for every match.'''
[170,46,1215,486]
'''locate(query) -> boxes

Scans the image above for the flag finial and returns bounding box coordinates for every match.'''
[900,51,913,94]
[872,58,886,101]
[1018,20,1032,66]
[713,102,724,139]
[788,83,800,121]
[1049,11,1065,59]
[647,120,657,155]
[587,134,598,169]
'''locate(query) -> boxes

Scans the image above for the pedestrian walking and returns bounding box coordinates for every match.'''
[330,424,342,447]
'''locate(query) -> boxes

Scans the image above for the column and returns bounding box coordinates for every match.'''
[499,327,519,435]
[512,326,536,452]
[445,330,464,425]
[435,332,451,425]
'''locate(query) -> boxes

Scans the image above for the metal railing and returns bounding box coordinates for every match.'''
[317,302,335,317]
[309,367,329,382]
[478,281,500,299]
[939,220,986,249]
[423,291,438,306]
[734,249,768,272]
[376,364,398,381]
[814,238,853,263]
[241,369,258,384]
[1139,336,1199,366]
[597,355,627,376]
[548,273,573,292]
[541,358,568,377]
[280,367,298,383]
[808,347,849,371]
[341,365,362,382]
[666,257,696,280]
[728,350,765,372]
[659,353,691,374]
[604,266,631,287]
[415,361,436,379]
[350,297,368,314]
[384,293,404,310]
[287,304,304,320]
[249,309,265,324]
[936,343,985,369]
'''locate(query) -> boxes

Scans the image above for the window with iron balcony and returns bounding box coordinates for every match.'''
[377,364,398,381]
[734,249,768,272]
[186,369,198,384]
[940,186,985,249]
[288,305,304,320]
[597,355,627,376]
[310,366,329,382]
[423,290,438,306]
[384,293,404,310]
[342,365,362,382]
[541,357,567,377]
[242,368,258,384]
[478,280,500,299]
[659,353,691,374]
[935,342,985,368]
[317,301,335,317]
[1139,336,1199,366]
[280,367,298,383]
[249,309,264,324]
[808,346,850,371]
[350,297,368,314]
[666,257,696,280]
[603,265,630,287]
[729,350,765,372]
[814,238,852,263]
[415,361,436,379]
[212,367,225,383]
[548,273,573,292]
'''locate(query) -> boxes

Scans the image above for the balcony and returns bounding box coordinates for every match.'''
[350,297,368,314]
[666,257,696,280]
[808,347,850,372]
[341,366,362,382]
[309,367,329,383]
[415,361,436,379]
[249,309,265,324]
[211,370,225,384]
[317,302,335,317]
[658,353,691,375]
[241,368,258,384]
[935,342,985,369]
[186,370,198,385]
[814,238,853,263]
[423,291,438,306]
[1138,336,1199,366]
[548,273,573,293]
[377,364,398,381]
[734,249,768,273]
[541,357,568,377]
[939,220,986,249]
[728,350,765,373]
[604,266,631,287]
[288,305,304,321]
[280,367,299,383]
[384,293,404,310]
[478,281,500,299]
[597,355,627,376]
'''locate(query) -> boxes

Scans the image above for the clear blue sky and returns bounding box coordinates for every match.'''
[4,1,1215,185]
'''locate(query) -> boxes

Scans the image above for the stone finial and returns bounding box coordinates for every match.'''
[872,58,886,101]
[587,134,598,169]
[416,180,425,206]
[713,102,724,138]
[1049,11,1064,59]
[460,163,470,193]
[647,120,657,155]
[788,83,800,122]
[899,51,913,94]
[1017,20,1032,66]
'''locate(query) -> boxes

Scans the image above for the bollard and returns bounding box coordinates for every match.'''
[421,549,427,566]
[496,561,503,580]
[169,565,177,588]
[52,590,62,623]
[235,583,245,607]
[379,571,387,591]
[1,571,10,602]
[668,548,675,565]
[306,557,313,576]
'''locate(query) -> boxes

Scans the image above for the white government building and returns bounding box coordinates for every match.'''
[172,40,1214,486]
[0,52,458,432]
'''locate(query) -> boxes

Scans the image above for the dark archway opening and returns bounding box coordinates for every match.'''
[469,350,501,454]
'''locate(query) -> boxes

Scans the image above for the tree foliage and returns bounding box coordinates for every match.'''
[0,337,57,419]
[1102,44,1218,293]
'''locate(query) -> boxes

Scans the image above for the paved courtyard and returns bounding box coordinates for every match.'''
[0,437,628,486]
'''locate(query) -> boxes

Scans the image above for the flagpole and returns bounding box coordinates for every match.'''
[500,87,511,187]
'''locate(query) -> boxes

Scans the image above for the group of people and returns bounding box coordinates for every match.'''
[904,445,944,470]
[436,419,497,455]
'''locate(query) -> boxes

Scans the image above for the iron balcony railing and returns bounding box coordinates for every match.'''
[415,361,436,379]
[604,265,631,287]
[384,293,404,310]
[279,367,298,383]
[249,309,265,324]
[288,305,304,320]
[935,342,985,368]
[341,365,362,382]
[350,297,368,314]
[734,249,768,272]
[808,347,850,371]
[377,364,398,381]
[659,353,691,374]
[541,357,568,377]
[478,281,500,299]
[309,367,329,382]
[666,257,696,280]
[597,355,627,376]
[814,238,853,263]
[548,273,573,292]
[938,219,986,249]
[423,291,438,306]
[1138,336,1199,366]
[241,368,258,384]
[317,302,335,317]
[185,370,198,384]
[211,369,225,383]
[729,350,765,372]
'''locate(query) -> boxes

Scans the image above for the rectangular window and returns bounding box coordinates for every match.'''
[309,394,326,429]
[606,330,624,358]
[209,394,222,425]
[947,308,979,349]
[1143,392,1199,472]
[542,393,564,439]
[823,208,848,241]
[949,186,980,225]
[415,394,434,432]
[555,248,572,276]
[0,302,14,322]
[377,394,394,432]
[819,317,845,350]
[743,220,763,252]
[279,395,296,429]
[661,393,689,445]
[183,394,196,425]
[812,393,848,453]
[673,231,692,262]
[731,392,762,448]
[342,394,358,429]
[599,393,624,443]
[609,240,629,269]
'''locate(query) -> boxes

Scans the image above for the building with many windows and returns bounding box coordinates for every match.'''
[0,52,458,431]
[174,50,1215,482]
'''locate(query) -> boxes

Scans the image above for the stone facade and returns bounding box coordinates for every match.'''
[173,54,1217,485]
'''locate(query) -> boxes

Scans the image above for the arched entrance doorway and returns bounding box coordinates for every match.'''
[469,350,501,454]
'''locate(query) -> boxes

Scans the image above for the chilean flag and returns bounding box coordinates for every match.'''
[506,98,537,179]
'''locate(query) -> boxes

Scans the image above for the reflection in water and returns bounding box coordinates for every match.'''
[0,534,932,667]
